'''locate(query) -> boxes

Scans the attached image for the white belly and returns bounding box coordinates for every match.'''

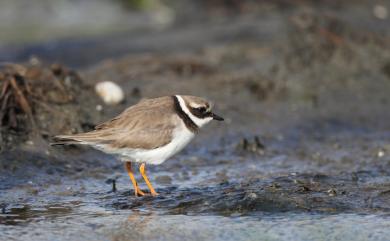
[115,123,195,165]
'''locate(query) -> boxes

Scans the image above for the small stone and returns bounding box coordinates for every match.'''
[51,63,63,76]
[29,56,41,66]
[95,81,125,105]
[378,150,385,157]
[96,105,103,112]
[25,140,34,145]
[373,5,388,19]
[327,189,337,196]
[131,87,141,97]
[64,76,72,87]
[247,193,257,199]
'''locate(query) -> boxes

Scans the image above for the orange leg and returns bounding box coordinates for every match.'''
[140,163,158,196]
[125,162,145,197]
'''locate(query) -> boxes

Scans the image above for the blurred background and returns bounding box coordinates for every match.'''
[2,1,390,241]
[0,0,387,67]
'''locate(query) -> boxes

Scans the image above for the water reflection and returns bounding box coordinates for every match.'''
[107,213,390,241]
[0,204,73,225]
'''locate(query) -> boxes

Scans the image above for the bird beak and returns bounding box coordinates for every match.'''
[211,112,224,121]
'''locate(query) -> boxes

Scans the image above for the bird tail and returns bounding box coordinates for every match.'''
[50,135,83,146]
[50,131,107,146]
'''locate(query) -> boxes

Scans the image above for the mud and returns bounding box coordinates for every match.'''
[2,1,390,240]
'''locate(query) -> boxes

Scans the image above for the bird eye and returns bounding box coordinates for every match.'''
[197,107,206,113]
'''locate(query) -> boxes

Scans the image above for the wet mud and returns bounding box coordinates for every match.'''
[2,1,390,240]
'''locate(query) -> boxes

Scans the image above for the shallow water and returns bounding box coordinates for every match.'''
[2,121,390,240]
[2,206,390,241]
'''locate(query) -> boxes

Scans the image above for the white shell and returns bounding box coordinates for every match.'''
[373,5,388,19]
[95,81,124,105]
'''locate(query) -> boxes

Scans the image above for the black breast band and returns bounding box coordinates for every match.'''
[172,96,198,133]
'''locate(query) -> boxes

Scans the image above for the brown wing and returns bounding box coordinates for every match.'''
[95,96,172,130]
[55,96,177,149]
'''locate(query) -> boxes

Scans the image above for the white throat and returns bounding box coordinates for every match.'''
[175,95,213,128]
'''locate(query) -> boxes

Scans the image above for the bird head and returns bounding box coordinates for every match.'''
[176,95,224,128]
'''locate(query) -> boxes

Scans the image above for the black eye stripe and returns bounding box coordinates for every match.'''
[189,106,209,118]
[193,108,203,116]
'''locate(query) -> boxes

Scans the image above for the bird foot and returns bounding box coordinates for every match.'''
[135,188,146,197]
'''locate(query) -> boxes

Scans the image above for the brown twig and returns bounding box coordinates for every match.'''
[0,79,10,99]
[0,90,12,126]
[9,76,36,129]
[0,62,27,76]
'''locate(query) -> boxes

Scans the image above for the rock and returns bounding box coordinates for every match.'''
[95,81,125,105]
[373,5,388,19]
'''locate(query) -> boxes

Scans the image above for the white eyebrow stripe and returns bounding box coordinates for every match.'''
[176,95,198,124]
[189,103,201,108]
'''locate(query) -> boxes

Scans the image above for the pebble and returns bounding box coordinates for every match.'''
[247,193,257,200]
[25,140,34,145]
[95,81,125,105]
[327,189,337,197]
[96,104,103,112]
[29,56,41,66]
[373,5,388,19]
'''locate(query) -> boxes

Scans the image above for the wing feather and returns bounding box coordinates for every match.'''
[53,96,177,149]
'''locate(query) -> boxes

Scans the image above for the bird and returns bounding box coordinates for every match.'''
[52,95,224,197]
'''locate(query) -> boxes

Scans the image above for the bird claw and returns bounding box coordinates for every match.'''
[135,189,158,197]
[135,188,146,197]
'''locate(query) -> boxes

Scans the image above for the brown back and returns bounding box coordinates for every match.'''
[60,96,177,149]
